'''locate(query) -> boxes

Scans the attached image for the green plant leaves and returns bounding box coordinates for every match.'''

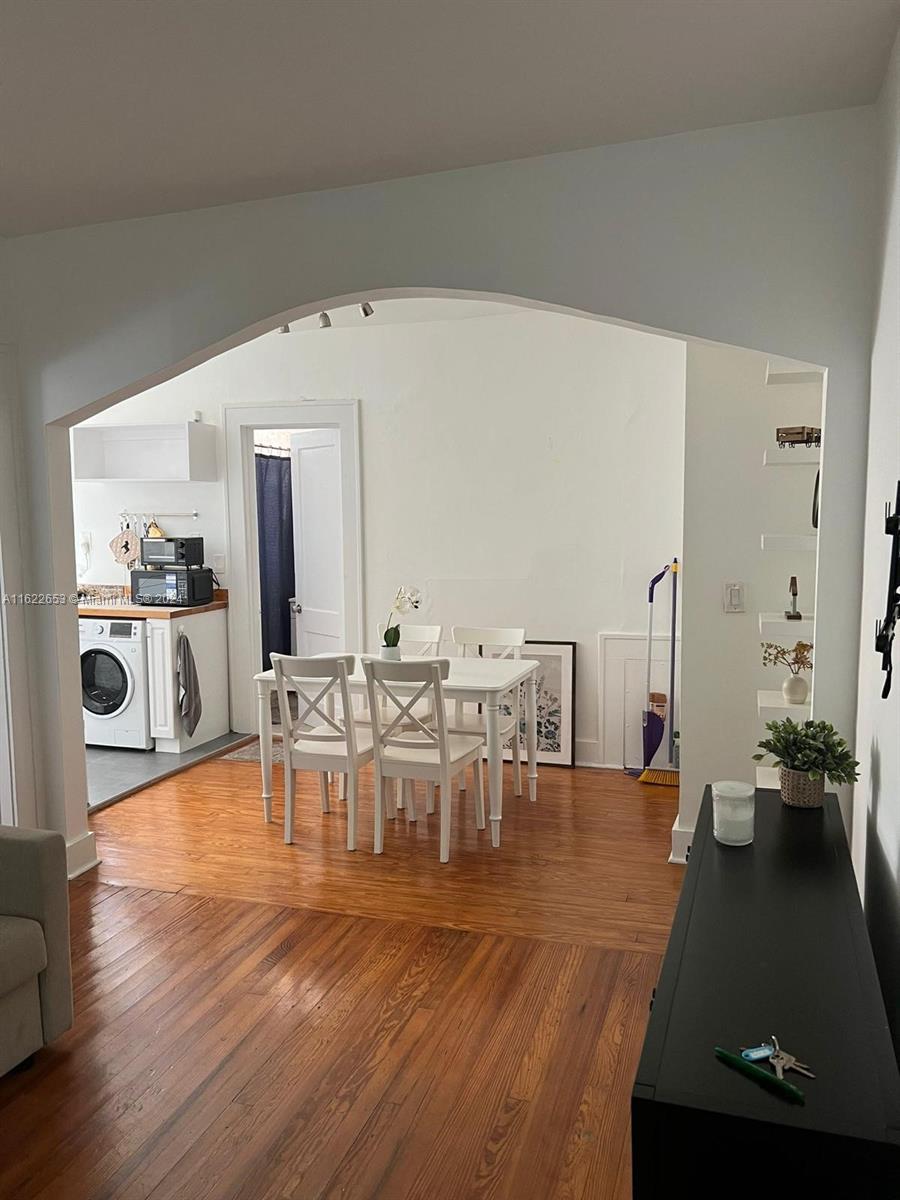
[753,717,859,785]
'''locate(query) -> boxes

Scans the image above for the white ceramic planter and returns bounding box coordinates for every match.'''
[782,674,809,704]
[380,646,402,661]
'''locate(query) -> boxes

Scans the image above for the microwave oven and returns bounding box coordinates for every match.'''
[140,536,204,568]
[130,567,214,608]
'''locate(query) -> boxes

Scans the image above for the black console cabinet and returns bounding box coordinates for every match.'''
[632,788,900,1197]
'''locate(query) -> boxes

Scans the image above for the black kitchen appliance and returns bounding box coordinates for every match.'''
[130,567,214,607]
[140,536,205,568]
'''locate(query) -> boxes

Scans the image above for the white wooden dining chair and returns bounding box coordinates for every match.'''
[363,658,485,863]
[271,653,373,851]
[355,624,443,813]
[448,626,526,797]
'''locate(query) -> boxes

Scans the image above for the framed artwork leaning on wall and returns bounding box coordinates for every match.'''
[502,640,576,767]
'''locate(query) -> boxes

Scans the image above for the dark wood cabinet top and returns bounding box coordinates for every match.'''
[634,788,900,1147]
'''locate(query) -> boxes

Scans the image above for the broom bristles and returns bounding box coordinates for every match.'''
[637,768,679,786]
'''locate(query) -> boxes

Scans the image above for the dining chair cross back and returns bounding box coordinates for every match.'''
[355,625,444,763]
[363,658,485,862]
[271,653,373,851]
[449,626,526,798]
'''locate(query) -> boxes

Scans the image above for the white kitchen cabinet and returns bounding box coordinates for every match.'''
[72,422,217,481]
[146,620,177,739]
[146,609,230,752]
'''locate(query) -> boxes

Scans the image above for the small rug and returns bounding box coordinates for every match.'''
[222,737,282,764]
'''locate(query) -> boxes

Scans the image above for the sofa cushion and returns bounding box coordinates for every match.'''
[0,915,47,997]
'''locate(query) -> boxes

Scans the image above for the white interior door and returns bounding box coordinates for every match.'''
[290,429,344,656]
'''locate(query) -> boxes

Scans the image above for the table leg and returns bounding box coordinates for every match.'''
[257,680,273,822]
[486,700,503,847]
[525,673,538,803]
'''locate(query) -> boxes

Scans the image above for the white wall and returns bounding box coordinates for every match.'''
[855,32,900,1053]
[73,308,686,766]
[2,105,879,866]
[679,342,823,853]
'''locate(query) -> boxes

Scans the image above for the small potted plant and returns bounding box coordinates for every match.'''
[753,717,859,808]
[761,640,813,704]
[381,585,421,659]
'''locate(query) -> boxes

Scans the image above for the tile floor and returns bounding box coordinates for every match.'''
[85,731,250,811]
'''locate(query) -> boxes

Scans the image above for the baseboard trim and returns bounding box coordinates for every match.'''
[66,830,100,879]
[669,817,693,865]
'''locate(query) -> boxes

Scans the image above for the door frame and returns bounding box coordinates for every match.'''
[224,400,363,733]
[0,346,36,827]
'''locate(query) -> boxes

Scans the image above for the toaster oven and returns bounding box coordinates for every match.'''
[140,536,205,568]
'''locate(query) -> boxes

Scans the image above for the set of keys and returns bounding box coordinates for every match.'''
[742,1034,816,1080]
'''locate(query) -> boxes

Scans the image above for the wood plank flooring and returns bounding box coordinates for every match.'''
[88,759,682,952]
[0,759,682,1199]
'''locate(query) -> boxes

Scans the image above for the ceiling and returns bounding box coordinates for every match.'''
[1,0,897,236]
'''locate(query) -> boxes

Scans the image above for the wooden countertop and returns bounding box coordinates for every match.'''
[78,589,228,621]
[78,600,228,620]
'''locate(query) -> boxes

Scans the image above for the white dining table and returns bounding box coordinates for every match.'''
[253,655,540,847]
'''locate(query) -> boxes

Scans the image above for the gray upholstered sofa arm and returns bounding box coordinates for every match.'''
[0,826,73,1041]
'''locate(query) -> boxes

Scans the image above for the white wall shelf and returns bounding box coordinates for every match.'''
[760,533,817,554]
[759,612,815,639]
[757,689,811,719]
[72,422,218,482]
[764,360,825,387]
[755,766,781,789]
[762,447,820,466]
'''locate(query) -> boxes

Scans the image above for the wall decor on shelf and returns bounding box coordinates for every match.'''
[785,575,803,621]
[775,425,821,449]
[761,639,813,705]
[502,640,576,767]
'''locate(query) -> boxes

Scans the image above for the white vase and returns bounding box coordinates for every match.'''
[380,646,401,661]
[782,674,809,704]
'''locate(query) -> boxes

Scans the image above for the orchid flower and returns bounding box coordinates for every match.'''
[383,586,422,645]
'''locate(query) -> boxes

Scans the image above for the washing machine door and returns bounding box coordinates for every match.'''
[81,647,135,718]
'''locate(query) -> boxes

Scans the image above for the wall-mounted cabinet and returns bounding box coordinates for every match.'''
[72,422,217,482]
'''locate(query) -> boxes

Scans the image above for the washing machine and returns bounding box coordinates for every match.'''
[80,618,153,749]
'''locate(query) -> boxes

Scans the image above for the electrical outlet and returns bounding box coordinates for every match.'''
[723,581,746,613]
[213,553,226,573]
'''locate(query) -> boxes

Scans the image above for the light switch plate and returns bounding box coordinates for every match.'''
[213,553,226,572]
[723,581,746,613]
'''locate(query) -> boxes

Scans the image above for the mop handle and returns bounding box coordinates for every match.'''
[648,566,670,603]
[645,565,670,706]
[668,558,679,763]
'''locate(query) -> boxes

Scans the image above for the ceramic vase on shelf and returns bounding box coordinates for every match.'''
[380,645,402,661]
[781,673,809,704]
[780,766,825,808]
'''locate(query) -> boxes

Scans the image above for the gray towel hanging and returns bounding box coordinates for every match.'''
[176,631,202,737]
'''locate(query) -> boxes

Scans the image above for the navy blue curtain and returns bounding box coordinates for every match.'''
[256,453,295,669]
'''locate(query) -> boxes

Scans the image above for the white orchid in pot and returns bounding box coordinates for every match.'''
[381,586,422,659]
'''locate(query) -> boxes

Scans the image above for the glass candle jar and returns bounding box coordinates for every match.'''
[712,781,755,846]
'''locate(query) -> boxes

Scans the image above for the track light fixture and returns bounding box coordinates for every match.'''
[359,301,374,318]
[318,311,332,329]
[277,324,290,334]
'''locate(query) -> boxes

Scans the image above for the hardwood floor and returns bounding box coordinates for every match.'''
[88,759,682,952]
[0,760,682,1199]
